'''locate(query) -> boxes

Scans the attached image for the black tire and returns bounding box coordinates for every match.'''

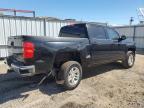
[122,51,135,68]
[60,61,82,90]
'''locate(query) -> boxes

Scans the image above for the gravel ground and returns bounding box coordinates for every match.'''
[0,54,144,108]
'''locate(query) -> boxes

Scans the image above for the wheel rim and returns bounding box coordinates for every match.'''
[128,54,134,66]
[68,67,80,86]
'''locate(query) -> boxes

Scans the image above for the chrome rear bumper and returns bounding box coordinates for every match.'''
[11,64,35,76]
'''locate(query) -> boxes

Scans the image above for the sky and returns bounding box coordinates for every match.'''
[0,0,144,25]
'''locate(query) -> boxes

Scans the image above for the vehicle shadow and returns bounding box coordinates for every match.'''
[0,72,65,105]
[0,62,124,105]
[136,50,144,55]
[83,62,124,79]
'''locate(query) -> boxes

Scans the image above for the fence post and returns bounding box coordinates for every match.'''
[133,26,136,41]
[43,18,46,36]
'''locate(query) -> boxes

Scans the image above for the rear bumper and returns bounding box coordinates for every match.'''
[11,64,35,76]
[7,56,53,76]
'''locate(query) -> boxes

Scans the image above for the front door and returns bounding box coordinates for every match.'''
[105,27,125,61]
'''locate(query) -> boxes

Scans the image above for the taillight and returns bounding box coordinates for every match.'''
[23,42,34,59]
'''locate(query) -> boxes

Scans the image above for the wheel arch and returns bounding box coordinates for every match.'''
[127,47,136,55]
[53,51,82,69]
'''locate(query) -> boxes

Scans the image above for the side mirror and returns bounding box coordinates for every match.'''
[119,35,126,41]
[121,35,126,40]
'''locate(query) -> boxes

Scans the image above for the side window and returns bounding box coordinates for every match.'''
[106,28,119,40]
[88,25,106,39]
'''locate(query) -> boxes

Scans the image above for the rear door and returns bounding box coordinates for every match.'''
[87,24,114,65]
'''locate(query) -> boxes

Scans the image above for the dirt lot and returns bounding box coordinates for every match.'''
[0,54,144,108]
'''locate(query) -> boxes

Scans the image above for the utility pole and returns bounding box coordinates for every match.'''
[129,17,134,26]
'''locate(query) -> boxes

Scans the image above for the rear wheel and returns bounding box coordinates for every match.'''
[60,61,82,90]
[122,51,135,68]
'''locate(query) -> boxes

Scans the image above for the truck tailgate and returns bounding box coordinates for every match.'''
[8,36,23,61]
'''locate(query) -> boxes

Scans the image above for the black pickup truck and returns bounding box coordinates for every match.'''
[7,23,136,89]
